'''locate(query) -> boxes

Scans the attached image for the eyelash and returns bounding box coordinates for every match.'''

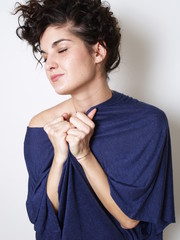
[58,48,67,54]
[42,49,68,63]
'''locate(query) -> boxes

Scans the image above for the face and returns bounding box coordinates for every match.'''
[40,25,100,96]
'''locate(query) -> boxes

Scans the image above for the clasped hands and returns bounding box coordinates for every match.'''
[44,108,97,165]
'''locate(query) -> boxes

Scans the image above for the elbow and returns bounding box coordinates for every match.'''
[121,219,140,230]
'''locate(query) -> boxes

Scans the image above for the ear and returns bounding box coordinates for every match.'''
[93,42,107,64]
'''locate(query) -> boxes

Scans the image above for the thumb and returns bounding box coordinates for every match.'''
[62,113,69,121]
[87,108,97,120]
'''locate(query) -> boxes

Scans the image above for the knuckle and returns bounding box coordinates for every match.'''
[91,122,95,129]
[76,112,83,118]
[85,126,91,134]
[79,133,85,140]
[74,136,80,143]
[49,128,55,136]
[69,117,74,122]
[43,125,47,131]
[50,128,60,137]
[43,124,49,132]
[61,132,67,139]
[54,130,60,137]
[82,132,86,138]
[64,122,71,131]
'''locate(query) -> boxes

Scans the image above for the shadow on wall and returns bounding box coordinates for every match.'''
[111,25,178,239]
[111,26,155,101]
[164,117,180,240]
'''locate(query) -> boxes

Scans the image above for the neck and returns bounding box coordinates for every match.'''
[71,78,112,113]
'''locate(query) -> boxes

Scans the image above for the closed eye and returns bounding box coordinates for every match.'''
[58,48,67,53]
[41,49,67,63]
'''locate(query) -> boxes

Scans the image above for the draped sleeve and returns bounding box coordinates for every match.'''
[24,127,61,239]
[23,91,175,240]
[90,96,175,239]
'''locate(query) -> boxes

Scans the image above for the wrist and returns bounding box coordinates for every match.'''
[53,153,67,166]
[77,150,90,160]
[77,150,93,165]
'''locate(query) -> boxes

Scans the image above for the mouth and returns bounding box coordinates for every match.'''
[51,74,64,82]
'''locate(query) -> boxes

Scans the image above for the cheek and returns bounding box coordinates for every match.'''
[68,52,95,75]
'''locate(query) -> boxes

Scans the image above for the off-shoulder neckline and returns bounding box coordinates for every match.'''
[27,90,120,130]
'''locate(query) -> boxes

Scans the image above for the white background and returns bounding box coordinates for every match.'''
[0,0,179,239]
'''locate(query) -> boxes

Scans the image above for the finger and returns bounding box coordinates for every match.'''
[44,116,64,126]
[44,116,64,131]
[62,113,69,121]
[44,120,72,134]
[52,122,71,132]
[67,128,85,138]
[66,134,79,144]
[62,113,75,128]
[87,108,97,120]
[70,116,91,133]
[76,111,96,129]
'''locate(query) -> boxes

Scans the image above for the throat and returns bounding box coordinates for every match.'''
[71,88,112,113]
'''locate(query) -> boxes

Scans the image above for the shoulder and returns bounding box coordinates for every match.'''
[135,100,169,133]
[118,92,169,131]
[28,98,72,128]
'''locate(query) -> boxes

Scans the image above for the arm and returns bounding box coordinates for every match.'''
[43,114,72,212]
[46,156,64,212]
[66,110,139,229]
[79,152,139,229]
[25,114,69,234]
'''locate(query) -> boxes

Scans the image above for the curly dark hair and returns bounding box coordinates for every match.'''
[13,0,121,74]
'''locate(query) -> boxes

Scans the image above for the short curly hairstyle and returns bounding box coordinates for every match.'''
[14,0,121,74]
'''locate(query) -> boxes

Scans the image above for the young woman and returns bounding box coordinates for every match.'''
[14,0,175,239]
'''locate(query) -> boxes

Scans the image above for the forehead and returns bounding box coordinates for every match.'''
[40,25,80,49]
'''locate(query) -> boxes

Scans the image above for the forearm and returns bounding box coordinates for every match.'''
[47,155,64,213]
[79,152,139,229]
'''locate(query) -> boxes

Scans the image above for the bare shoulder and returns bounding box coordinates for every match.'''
[29,98,73,128]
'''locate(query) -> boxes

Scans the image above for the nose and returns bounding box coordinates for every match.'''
[45,56,58,71]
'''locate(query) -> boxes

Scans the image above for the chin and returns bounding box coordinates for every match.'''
[54,87,72,96]
[53,84,84,96]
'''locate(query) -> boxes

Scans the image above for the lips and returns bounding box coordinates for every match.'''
[51,74,64,82]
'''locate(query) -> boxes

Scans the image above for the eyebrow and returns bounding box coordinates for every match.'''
[40,39,72,54]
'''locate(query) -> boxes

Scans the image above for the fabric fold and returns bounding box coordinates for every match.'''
[24,91,175,240]
[24,128,61,237]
